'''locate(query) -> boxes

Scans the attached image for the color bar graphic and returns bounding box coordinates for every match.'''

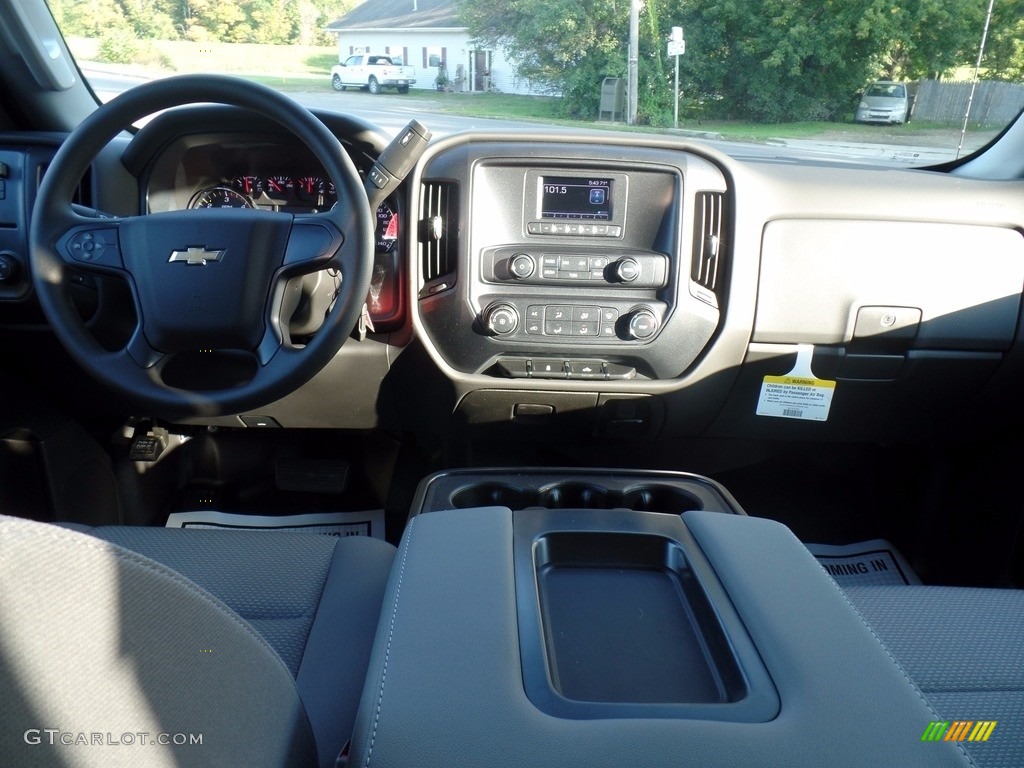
[921,721,996,742]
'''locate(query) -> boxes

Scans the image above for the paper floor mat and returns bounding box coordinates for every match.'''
[165,509,385,540]
[805,539,921,586]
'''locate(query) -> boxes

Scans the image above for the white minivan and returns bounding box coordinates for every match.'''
[855,81,910,124]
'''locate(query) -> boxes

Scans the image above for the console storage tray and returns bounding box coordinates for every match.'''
[515,509,777,721]
[536,531,738,704]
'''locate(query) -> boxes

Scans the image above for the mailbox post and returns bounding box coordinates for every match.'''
[599,77,625,122]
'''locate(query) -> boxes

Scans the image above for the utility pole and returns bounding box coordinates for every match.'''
[627,0,640,125]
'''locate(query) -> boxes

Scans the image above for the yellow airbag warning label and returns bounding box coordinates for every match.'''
[756,345,836,422]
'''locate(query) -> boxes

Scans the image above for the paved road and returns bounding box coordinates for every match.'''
[84,69,969,165]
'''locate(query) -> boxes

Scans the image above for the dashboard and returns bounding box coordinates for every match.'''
[3,105,1024,441]
[404,132,1024,444]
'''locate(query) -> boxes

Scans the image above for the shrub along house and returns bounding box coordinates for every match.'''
[325,0,543,95]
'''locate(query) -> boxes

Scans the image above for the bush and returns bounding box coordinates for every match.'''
[96,31,138,65]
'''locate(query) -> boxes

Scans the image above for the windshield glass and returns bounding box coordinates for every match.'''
[45,0,1024,167]
[865,84,906,99]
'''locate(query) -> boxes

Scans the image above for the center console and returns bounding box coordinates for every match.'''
[414,142,728,382]
[347,468,971,768]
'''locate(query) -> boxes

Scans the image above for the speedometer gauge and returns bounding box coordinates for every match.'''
[376,201,399,252]
[189,187,252,209]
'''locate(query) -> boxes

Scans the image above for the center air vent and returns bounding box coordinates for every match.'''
[419,181,458,296]
[692,191,726,297]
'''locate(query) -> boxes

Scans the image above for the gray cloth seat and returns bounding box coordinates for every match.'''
[845,585,1024,768]
[0,515,395,768]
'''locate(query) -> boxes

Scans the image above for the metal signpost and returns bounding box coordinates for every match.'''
[668,26,685,129]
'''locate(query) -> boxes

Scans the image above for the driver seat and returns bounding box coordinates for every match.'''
[0,515,396,768]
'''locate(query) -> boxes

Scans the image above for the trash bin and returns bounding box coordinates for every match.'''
[599,78,625,122]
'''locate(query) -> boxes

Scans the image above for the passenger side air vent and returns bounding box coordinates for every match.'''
[692,191,725,295]
[419,181,458,296]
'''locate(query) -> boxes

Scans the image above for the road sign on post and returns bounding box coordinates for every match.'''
[668,26,685,129]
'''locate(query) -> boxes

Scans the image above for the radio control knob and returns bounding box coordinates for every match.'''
[626,308,658,340]
[484,303,519,336]
[509,253,536,279]
[613,257,640,283]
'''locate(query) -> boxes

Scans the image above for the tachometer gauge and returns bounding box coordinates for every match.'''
[189,186,253,209]
[376,201,399,252]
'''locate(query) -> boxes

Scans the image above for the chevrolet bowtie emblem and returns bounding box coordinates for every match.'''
[168,247,225,266]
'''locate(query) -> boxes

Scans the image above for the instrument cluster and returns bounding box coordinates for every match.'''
[189,173,399,254]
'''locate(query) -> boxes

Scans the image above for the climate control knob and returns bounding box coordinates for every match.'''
[483,303,520,336]
[509,253,536,279]
[626,308,659,340]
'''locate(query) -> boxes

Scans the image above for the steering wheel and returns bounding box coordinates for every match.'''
[29,75,374,418]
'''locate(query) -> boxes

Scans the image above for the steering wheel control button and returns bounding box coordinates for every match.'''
[627,308,659,340]
[484,303,519,336]
[509,253,536,279]
[65,228,122,268]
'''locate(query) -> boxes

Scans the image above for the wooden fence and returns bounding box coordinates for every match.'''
[911,79,1024,125]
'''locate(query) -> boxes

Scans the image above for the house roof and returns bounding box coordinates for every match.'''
[326,0,462,31]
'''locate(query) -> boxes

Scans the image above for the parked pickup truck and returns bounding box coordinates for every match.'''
[331,55,416,94]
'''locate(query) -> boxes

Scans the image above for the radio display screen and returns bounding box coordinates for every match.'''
[539,176,613,220]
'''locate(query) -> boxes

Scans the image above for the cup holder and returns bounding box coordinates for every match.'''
[539,483,609,509]
[451,484,532,510]
[449,480,703,514]
[621,485,701,514]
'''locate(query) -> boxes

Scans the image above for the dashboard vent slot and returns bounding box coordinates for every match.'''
[693,191,725,292]
[419,181,458,294]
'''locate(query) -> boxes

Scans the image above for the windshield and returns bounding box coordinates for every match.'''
[45,0,1024,167]
[865,84,906,99]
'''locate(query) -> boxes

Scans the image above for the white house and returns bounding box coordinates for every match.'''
[325,0,547,95]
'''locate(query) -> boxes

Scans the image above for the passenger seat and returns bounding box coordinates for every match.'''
[845,585,1024,768]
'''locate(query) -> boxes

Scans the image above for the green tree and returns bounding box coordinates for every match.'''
[48,0,132,37]
[980,0,1024,81]
[456,0,630,118]
[675,0,906,122]
[876,0,987,80]
[458,0,1021,124]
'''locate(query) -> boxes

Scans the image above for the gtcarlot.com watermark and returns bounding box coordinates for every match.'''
[25,729,203,747]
